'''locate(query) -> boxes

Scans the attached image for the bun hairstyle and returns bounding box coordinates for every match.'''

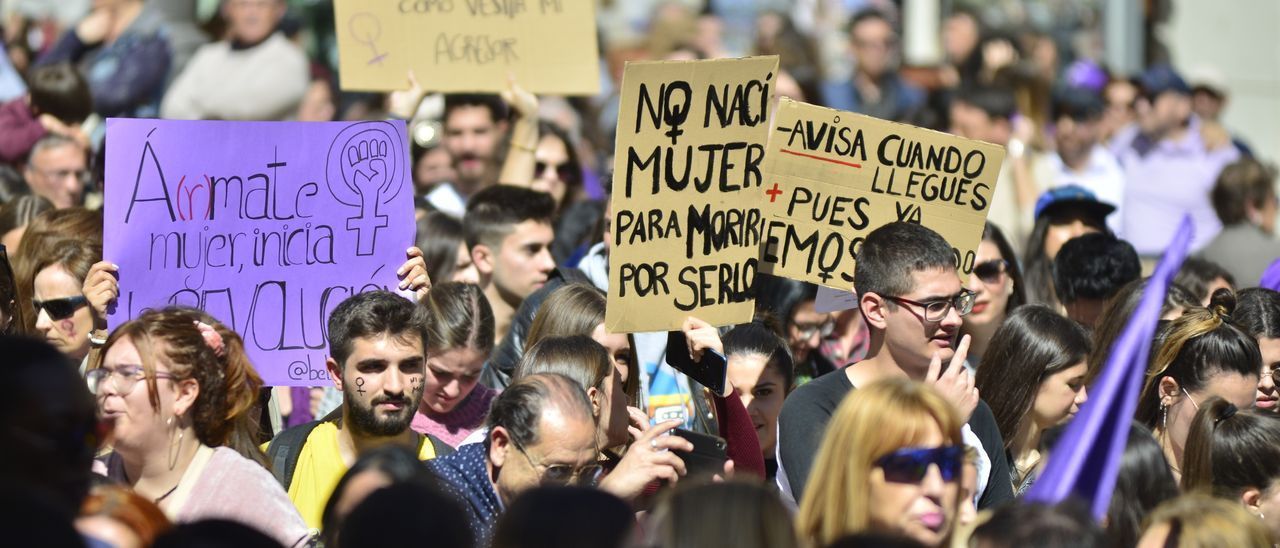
[1136,288,1262,428]
[1182,396,1280,496]
[95,307,267,467]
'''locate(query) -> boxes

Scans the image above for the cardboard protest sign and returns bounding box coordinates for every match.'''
[332,0,600,94]
[758,98,1005,289]
[606,56,778,333]
[104,119,415,386]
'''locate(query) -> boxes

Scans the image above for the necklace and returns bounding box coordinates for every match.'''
[153,482,180,504]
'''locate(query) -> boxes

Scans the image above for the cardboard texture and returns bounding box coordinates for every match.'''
[333,0,600,94]
[104,118,415,386]
[606,56,778,333]
[758,98,1006,290]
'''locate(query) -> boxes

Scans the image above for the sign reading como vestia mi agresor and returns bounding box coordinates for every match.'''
[104,119,416,386]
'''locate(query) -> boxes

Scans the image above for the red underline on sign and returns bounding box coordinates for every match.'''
[780,149,863,169]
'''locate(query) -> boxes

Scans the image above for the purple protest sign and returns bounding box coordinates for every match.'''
[104,119,415,386]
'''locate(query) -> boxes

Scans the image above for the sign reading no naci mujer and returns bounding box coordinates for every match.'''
[104,119,415,386]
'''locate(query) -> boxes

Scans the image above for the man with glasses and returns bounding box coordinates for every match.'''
[777,221,1014,509]
[821,9,925,123]
[430,373,599,542]
[23,133,86,208]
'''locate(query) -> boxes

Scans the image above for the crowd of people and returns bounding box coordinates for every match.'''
[1,0,1279,547]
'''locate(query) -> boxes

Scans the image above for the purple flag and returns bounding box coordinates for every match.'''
[1023,216,1194,519]
[104,119,416,386]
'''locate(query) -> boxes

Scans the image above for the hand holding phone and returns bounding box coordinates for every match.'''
[666,320,730,397]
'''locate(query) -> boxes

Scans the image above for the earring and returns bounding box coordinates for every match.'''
[166,415,184,471]
[1161,403,1168,432]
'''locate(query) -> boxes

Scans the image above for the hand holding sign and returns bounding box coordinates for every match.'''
[83,261,119,329]
[396,246,432,301]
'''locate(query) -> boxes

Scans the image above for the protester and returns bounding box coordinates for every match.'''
[432,94,512,210]
[797,378,964,547]
[1174,257,1236,305]
[1234,288,1280,412]
[1199,160,1280,286]
[723,321,794,480]
[0,194,53,251]
[821,9,924,123]
[77,484,173,548]
[0,63,90,164]
[1182,397,1280,541]
[23,133,86,208]
[91,308,309,545]
[959,223,1025,367]
[319,444,440,545]
[1052,232,1141,328]
[12,207,101,335]
[428,373,620,542]
[1021,185,1114,310]
[1112,64,1242,254]
[0,336,97,523]
[754,275,834,380]
[31,238,99,364]
[463,184,557,344]
[970,500,1103,547]
[777,222,1012,509]
[974,305,1090,494]
[35,0,170,118]
[266,291,448,530]
[949,85,1028,249]
[1138,494,1271,548]
[523,283,639,404]
[490,486,632,548]
[1036,86,1127,233]
[647,481,801,548]
[161,0,308,120]
[513,336,628,455]
[411,282,497,448]
[417,211,480,286]
[337,481,473,548]
[1094,423,1180,548]
[1136,289,1261,481]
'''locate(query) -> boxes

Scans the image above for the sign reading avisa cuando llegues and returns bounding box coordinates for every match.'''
[104,119,415,386]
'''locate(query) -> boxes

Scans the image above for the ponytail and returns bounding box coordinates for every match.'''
[1181,397,1236,492]
[1181,396,1280,499]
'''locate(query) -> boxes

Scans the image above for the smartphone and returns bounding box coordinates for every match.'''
[666,330,730,397]
[671,428,728,479]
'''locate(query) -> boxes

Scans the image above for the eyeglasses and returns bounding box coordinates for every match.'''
[86,364,174,396]
[794,319,835,340]
[973,260,1007,285]
[511,439,603,486]
[34,296,89,321]
[1264,366,1280,387]
[883,289,977,322]
[534,161,579,183]
[875,445,964,484]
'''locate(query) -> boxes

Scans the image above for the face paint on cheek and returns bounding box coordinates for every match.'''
[59,319,77,338]
[355,377,366,394]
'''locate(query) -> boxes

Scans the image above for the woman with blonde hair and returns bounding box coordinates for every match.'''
[798,378,965,547]
[526,282,638,403]
[1137,494,1271,548]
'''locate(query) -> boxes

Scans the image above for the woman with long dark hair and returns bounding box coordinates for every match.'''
[960,223,1025,367]
[974,305,1090,494]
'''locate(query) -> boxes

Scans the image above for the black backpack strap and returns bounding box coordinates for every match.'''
[426,434,455,458]
[267,419,324,490]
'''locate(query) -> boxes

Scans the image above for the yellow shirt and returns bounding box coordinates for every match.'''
[275,422,438,529]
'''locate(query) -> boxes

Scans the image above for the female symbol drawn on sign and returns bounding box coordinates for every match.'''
[325,121,407,256]
[349,12,387,66]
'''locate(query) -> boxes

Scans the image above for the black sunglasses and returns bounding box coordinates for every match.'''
[34,296,89,321]
[875,445,964,484]
[973,259,1007,284]
[534,161,580,183]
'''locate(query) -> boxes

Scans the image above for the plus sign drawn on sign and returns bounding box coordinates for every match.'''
[765,183,783,203]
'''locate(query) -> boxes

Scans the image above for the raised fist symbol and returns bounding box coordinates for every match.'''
[346,138,391,197]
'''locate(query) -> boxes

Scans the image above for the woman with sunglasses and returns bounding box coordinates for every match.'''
[974,305,1090,495]
[797,378,965,547]
[88,308,310,546]
[1183,397,1280,543]
[1136,289,1261,482]
[1233,288,1280,412]
[31,238,99,365]
[960,223,1025,368]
